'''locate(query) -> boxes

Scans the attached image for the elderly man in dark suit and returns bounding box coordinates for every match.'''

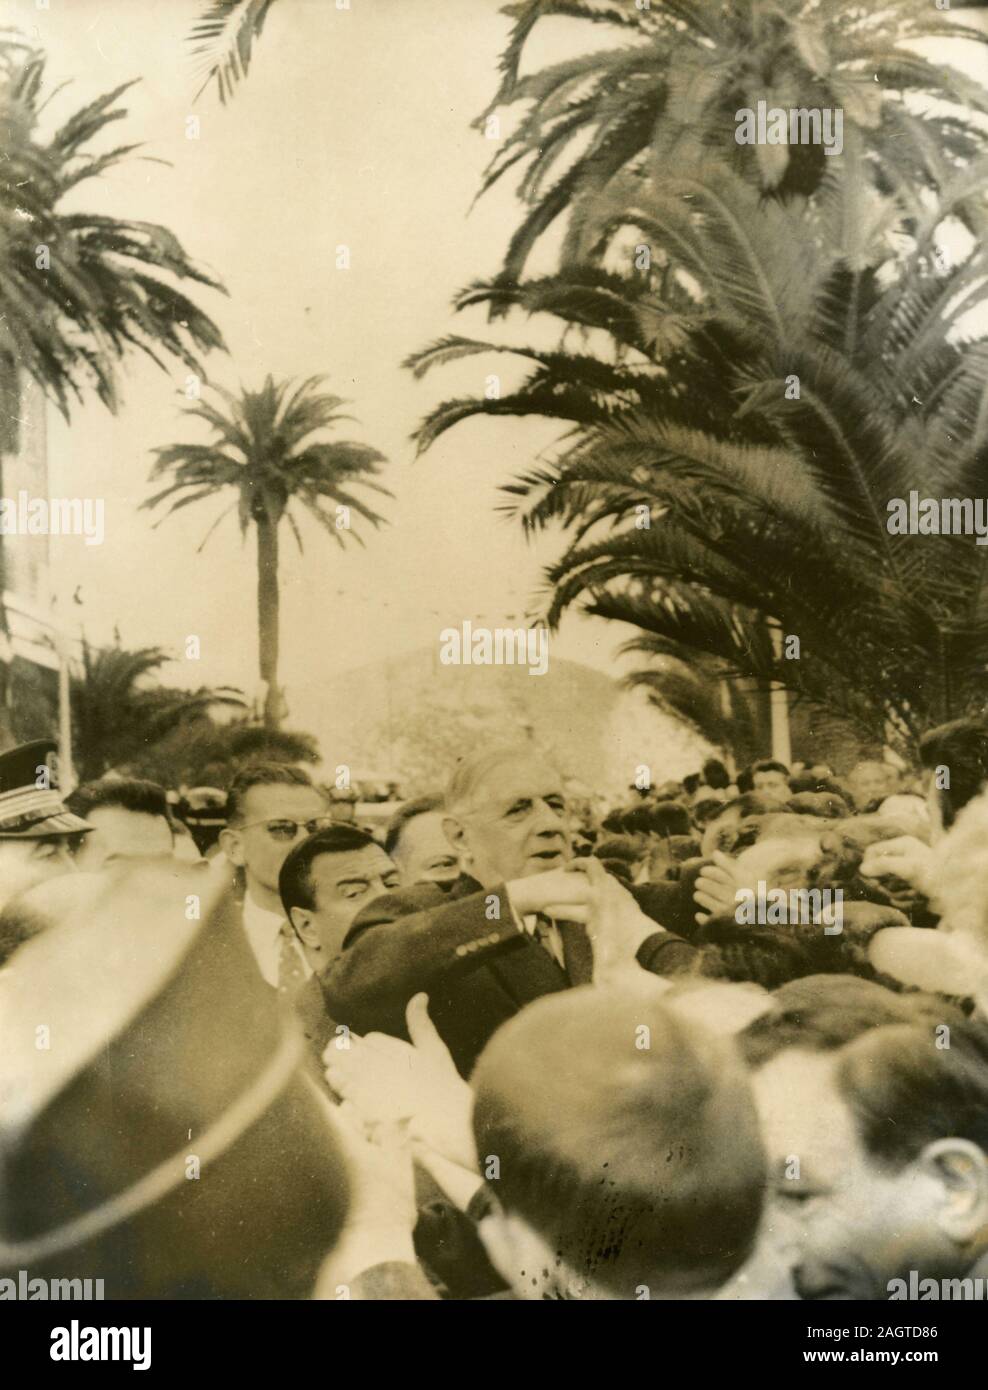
[323,746,697,1074]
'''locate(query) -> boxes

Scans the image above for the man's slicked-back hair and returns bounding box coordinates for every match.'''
[279,824,380,916]
[384,794,443,856]
[67,777,170,823]
[471,985,766,1296]
[225,763,316,825]
[444,744,558,817]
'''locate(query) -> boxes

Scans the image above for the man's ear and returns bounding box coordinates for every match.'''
[442,815,467,855]
[219,825,245,868]
[919,1138,988,1244]
[290,905,320,951]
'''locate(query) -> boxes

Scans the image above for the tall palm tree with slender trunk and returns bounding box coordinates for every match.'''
[0,34,225,743]
[145,375,390,728]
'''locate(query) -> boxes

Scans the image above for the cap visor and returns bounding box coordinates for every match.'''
[0,810,93,839]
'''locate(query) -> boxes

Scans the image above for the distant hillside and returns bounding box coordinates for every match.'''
[287,646,704,798]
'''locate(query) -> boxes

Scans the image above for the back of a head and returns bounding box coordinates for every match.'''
[739,975,955,1070]
[471,984,766,1297]
[67,777,170,823]
[702,759,731,791]
[642,800,691,838]
[384,794,443,857]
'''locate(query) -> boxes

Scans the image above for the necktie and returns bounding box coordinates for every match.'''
[557,919,595,987]
[277,922,307,996]
[532,914,595,985]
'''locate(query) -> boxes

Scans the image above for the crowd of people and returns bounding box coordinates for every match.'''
[3,723,988,1301]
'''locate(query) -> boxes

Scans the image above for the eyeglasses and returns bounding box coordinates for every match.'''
[238,816,336,842]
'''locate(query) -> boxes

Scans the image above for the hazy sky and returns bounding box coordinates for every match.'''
[11,0,630,731]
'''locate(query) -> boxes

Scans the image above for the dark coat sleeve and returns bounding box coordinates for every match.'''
[629,877,702,973]
[630,861,708,942]
[322,883,522,1037]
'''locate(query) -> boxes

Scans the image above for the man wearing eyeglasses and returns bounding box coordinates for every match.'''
[219,764,334,991]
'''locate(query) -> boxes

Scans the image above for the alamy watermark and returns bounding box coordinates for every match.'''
[735,881,843,933]
[0,1269,104,1299]
[887,492,988,546]
[439,620,548,676]
[735,101,843,157]
[50,1320,150,1371]
[0,491,104,546]
[888,1272,988,1300]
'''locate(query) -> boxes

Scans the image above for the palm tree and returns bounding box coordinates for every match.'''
[0,37,226,454]
[475,0,988,284]
[408,160,988,755]
[188,0,279,104]
[623,659,760,769]
[0,34,225,744]
[144,375,390,728]
[71,641,245,783]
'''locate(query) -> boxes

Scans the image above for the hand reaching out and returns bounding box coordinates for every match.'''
[580,857,660,981]
[694,850,742,925]
[324,993,478,1171]
[860,835,937,899]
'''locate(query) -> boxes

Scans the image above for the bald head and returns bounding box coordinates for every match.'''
[471,982,766,1298]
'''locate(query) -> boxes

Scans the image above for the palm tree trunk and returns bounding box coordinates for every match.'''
[255,514,282,728]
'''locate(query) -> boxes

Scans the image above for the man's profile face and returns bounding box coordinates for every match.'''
[393,811,460,889]
[291,845,400,960]
[73,807,173,870]
[448,757,571,886]
[752,1049,954,1300]
[225,784,330,891]
[0,836,78,910]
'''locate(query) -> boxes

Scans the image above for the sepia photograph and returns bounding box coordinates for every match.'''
[3,0,988,1363]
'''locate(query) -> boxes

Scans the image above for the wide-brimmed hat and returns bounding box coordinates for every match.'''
[0,862,349,1297]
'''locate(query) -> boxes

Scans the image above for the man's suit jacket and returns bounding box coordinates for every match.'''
[323,873,698,1075]
[293,972,337,1065]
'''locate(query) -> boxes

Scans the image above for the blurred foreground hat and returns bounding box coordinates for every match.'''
[0,863,348,1297]
[0,740,91,840]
